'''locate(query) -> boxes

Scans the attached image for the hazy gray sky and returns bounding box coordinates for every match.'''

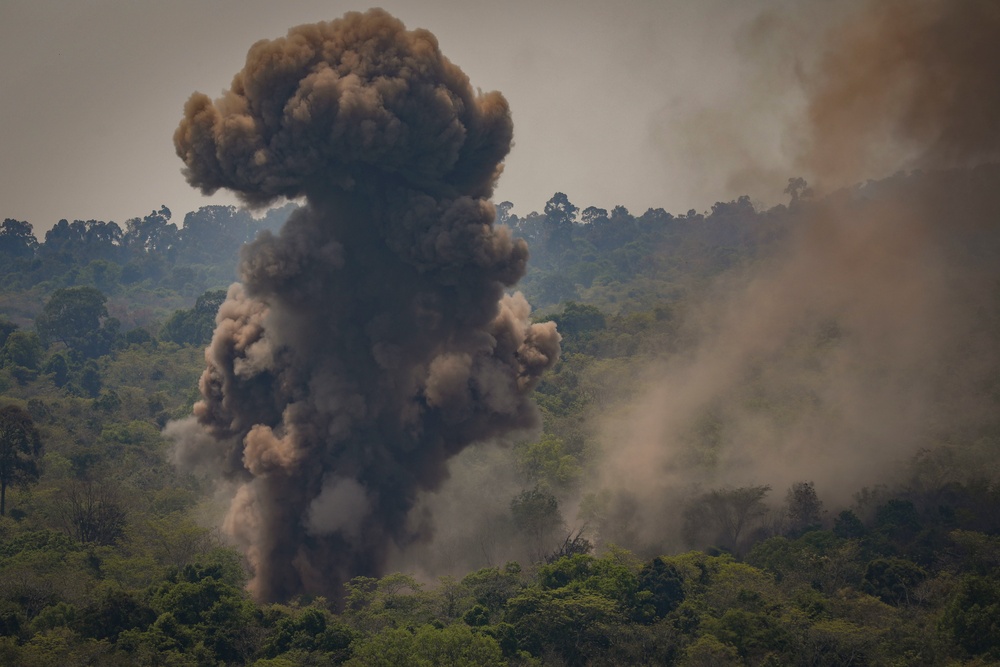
[1,0,803,231]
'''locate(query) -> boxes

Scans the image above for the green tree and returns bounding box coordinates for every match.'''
[833,510,866,539]
[504,587,624,665]
[873,499,922,545]
[79,259,123,293]
[159,289,226,346]
[35,286,114,357]
[580,206,609,224]
[0,318,17,348]
[536,272,578,306]
[544,192,579,227]
[515,434,581,490]
[609,204,631,222]
[0,218,38,259]
[343,573,431,634]
[0,405,43,516]
[42,352,70,387]
[77,359,103,398]
[636,557,685,621]
[940,573,1000,660]
[460,565,523,617]
[785,481,823,534]
[141,561,260,662]
[681,634,741,666]
[2,331,44,370]
[802,618,881,666]
[551,301,606,338]
[124,327,153,347]
[346,624,503,667]
[260,605,354,662]
[862,557,926,606]
[123,206,178,257]
[76,587,157,642]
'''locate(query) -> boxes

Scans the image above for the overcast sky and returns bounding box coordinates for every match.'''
[1,0,812,232]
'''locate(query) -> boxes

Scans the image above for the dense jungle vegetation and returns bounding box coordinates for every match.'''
[1,167,999,665]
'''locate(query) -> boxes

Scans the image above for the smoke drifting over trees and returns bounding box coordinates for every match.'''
[166,9,559,602]
[659,0,1000,210]
[800,0,1000,187]
[588,0,1000,554]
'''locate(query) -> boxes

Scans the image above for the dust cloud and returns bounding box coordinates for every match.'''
[591,0,1000,554]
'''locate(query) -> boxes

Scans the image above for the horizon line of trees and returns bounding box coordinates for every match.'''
[0,203,296,297]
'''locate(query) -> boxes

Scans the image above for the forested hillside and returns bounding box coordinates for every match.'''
[1,166,999,665]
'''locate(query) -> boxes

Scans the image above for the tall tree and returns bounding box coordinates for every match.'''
[785,481,823,534]
[0,405,43,516]
[784,177,813,205]
[123,206,178,257]
[495,200,517,227]
[35,286,113,356]
[609,204,631,222]
[0,218,38,259]
[543,192,579,227]
[580,206,609,224]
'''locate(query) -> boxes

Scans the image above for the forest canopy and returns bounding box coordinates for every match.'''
[1,164,999,664]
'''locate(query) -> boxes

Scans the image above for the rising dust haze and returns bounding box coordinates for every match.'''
[800,0,1000,187]
[165,9,559,601]
[591,0,1000,554]
[375,0,1000,569]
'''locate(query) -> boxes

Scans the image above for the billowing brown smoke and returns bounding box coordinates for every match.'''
[657,0,1000,209]
[165,9,559,602]
[589,0,1000,553]
[801,0,1000,187]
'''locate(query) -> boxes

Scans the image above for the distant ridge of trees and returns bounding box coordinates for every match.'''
[0,203,297,297]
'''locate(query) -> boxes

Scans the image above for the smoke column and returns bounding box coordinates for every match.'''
[166,9,560,602]
[589,0,1000,552]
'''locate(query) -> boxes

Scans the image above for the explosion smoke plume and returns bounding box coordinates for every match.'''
[166,9,559,601]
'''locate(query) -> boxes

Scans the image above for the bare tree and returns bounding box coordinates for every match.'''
[58,481,127,545]
[546,526,594,563]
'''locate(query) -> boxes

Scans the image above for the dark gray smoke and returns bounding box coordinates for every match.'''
[165,9,560,602]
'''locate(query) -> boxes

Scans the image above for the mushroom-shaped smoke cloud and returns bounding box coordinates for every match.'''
[167,8,560,602]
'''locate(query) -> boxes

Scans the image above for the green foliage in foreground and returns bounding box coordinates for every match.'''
[4,524,1000,665]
